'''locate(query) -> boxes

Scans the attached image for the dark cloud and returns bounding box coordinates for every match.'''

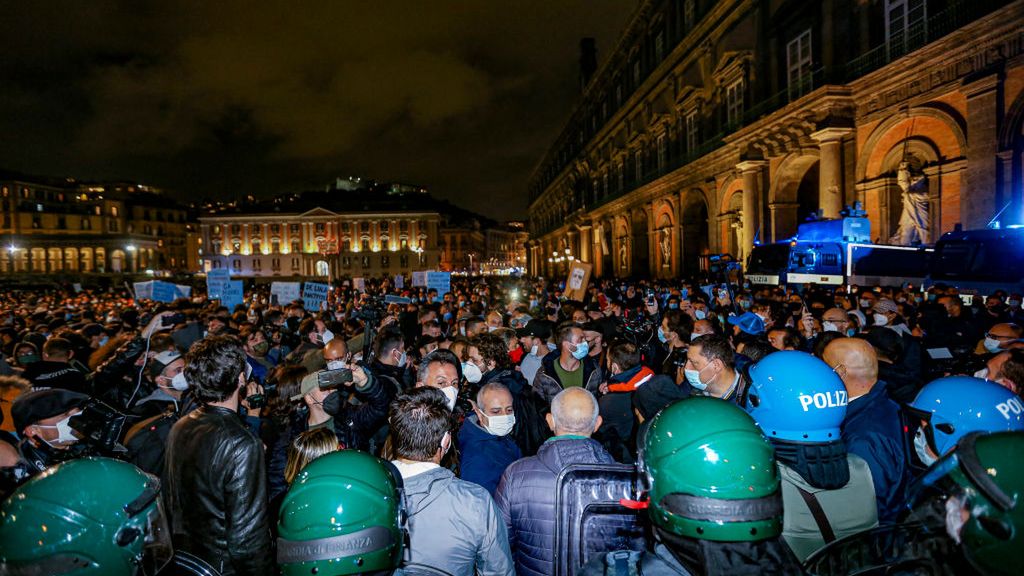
[0,1,634,219]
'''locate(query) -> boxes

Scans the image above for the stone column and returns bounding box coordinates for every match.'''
[811,128,853,218]
[578,224,592,263]
[997,150,1017,226]
[962,73,1002,230]
[736,161,767,262]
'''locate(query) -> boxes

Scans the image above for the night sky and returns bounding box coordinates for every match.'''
[1,1,635,220]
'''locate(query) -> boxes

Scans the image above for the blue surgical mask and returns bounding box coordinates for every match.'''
[571,341,590,360]
[443,312,453,322]
[695,309,706,320]
[915,428,937,467]
[668,303,679,310]
[846,328,856,337]
[684,364,710,391]
[97,336,109,348]
[657,326,669,343]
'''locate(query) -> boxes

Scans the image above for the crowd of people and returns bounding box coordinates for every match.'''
[0,274,1022,575]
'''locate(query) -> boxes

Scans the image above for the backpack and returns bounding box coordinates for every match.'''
[124,407,179,479]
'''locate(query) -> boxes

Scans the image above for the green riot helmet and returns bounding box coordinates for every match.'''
[277,450,405,575]
[639,397,782,542]
[915,431,1024,576]
[0,457,172,575]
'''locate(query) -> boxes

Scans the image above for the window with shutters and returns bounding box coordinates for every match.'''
[787,29,813,98]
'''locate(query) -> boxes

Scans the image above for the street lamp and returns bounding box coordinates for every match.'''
[126,244,137,252]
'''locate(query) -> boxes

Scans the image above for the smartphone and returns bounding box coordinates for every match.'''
[162,313,186,327]
[318,367,353,391]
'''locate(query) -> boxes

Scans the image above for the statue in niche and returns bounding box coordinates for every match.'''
[890,161,930,245]
[660,230,671,268]
[619,238,628,270]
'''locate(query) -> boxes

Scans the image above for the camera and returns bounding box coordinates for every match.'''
[68,398,129,454]
[318,367,354,391]
[244,393,266,410]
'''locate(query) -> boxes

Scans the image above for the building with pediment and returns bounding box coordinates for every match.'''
[527,0,1024,279]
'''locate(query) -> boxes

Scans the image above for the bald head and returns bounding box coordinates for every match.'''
[546,388,601,437]
[322,338,348,362]
[823,337,878,396]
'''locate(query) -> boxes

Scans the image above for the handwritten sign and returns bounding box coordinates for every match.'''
[412,271,427,287]
[221,280,244,310]
[426,271,451,300]
[302,282,330,312]
[271,282,301,306]
[206,269,231,300]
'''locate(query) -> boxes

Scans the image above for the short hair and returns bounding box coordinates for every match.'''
[238,325,263,345]
[185,335,246,403]
[608,341,641,372]
[416,348,462,385]
[491,327,518,350]
[469,333,510,370]
[550,388,599,434]
[284,427,338,485]
[389,387,451,461]
[42,337,73,359]
[476,382,511,407]
[297,318,319,338]
[1001,350,1024,395]
[768,327,802,350]
[465,317,486,334]
[691,334,735,368]
[742,339,777,363]
[662,309,693,341]
[375,328,405,359]
[555,322,580,345]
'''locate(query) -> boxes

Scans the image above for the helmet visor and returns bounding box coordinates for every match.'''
[139,500,173,575]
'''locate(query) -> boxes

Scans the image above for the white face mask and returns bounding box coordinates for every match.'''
[36,415,78,447]
[914,428,937,467]
[974,367,990,380]
[169,371,189,391]
[694,309,707,320]
[440,386,458,411]
[326,359,346,371]
[529,344,539,356]
[483,413,516,436]
[983,337,1003,354]
[822,321,840,333]
[462,362,483,384]
[873,313,889,326]
[321,329,335,345]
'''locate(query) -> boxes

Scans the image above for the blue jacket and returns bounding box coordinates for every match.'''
[494,436,615,576]
[459,414,522,495]
[841,380,909,522]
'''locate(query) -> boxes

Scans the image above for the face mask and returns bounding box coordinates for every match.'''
[927,294,937,302]
[321,329,335,345]
[945,495,968,544]
[483,413,516,436]
[822,321,839,333]
[694,309,707,320]
[530,344,539,356]
[983,337,1003,354]
[571,341,590,360]
[509,347,525,364]
[657,326,669,344]
[252,342,269,356]
[1009,299,1021,308]
[684,363,711,391]
[690,332,703,341]
[915,428,937,467]
[321,390,342,416]
[462,362,482,384]
[286,317,300,332]
[395,350,408,367]
[97,336,109,348]
[441,386,458,411]
[973,367,989,380]
[443,312,453,322]
[846,328,857,337]
[873,313,889,327]
[169,371,189,391]
[37,415,78,447]
[17,354,40,365]
[327,359,346,371]
[668,303,679,310]
[739,300,751,310]
[459,326,467,337]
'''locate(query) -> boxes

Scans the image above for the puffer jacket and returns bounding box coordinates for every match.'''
[164,406,274,576]
[530,350,603,404]
[494,436,616,576]
[458,414,521,495]
[403,466,514,576]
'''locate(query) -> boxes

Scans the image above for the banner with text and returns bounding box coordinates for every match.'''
[426,271,451,300]
[302,282,330,312]
[206,269,231,300]
[270,282,302,306]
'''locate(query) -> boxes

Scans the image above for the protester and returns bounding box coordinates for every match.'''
[459,382,521,495]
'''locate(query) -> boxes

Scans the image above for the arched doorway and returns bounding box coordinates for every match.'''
[110,250,125,273]
[680,189,710,275]
[770,155,820,241]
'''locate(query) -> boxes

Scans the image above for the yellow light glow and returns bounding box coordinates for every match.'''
[281,247,290,254]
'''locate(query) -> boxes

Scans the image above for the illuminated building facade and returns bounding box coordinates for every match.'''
[528,0,1024,278]
[0,171,195,275]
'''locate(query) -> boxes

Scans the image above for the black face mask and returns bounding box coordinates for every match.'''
[321,390,342,416]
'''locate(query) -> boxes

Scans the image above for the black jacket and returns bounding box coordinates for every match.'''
[164,405,274,576]
[21,361,88,394]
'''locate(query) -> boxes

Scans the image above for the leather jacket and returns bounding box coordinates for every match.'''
[164,405,274,576]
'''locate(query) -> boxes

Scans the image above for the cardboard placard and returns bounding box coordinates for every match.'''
[426,271,451,300]
[221,280,244,310]
[412,271,427,287]
[271,282,301,306]
[302,282,330,312]
[563,261,592,301]
[206,269,231,300]
[394,274,404,289]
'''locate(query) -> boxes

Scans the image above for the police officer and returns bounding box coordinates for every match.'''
[277,449,421,576]
[906,376,1024,467]
[0,457,175,574]
[744,350,878,561]
[582,397,802,575]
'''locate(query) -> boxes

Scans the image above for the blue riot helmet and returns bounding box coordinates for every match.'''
[907,376,1024,462]
[744,351,847,443]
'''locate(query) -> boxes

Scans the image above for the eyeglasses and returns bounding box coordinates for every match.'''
[986,332,1014,341]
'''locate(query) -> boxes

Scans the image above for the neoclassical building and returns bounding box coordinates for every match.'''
[527,0,1024,279]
